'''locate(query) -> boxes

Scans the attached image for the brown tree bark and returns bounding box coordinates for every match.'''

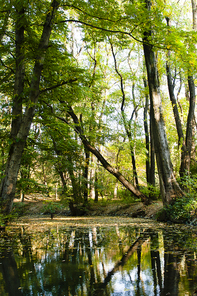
[143,0,183,205]
[0,0,59,214]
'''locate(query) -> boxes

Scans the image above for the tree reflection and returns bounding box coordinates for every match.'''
[0,223,197,295]
[0,235,22,296]
[150,231,162,295]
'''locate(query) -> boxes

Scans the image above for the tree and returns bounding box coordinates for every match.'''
[0,0,60,213]
[165,16,196,179]
[110,40,140,188]
[51,104,149,203]
[142,0,183,204]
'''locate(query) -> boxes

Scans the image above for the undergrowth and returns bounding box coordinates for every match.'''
[158,175,197,223]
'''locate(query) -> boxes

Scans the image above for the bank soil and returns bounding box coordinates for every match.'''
[13,196,163,219]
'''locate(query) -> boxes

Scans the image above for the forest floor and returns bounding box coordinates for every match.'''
[13,195,163,219]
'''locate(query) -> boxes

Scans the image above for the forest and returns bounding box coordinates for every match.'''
[0,0,197,221]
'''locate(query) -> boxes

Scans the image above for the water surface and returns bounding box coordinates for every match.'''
[0,216,197,296]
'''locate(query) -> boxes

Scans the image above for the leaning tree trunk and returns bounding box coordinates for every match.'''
[0,0,59,214]
[55,105,150,204]
[143,0,183,205]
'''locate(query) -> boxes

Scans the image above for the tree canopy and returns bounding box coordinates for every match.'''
[0,0,196,215]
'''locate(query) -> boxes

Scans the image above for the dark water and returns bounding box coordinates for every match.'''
[0,217,197,296]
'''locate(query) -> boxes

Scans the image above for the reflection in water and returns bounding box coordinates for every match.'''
[0,221,197,295]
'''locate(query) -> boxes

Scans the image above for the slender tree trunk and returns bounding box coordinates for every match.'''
[184,0,197,173]
[149,107,155,186]
[143,77,150,184]
[180,76,196,176]
[166,17,196,178]
[143,76,155,186]
[83,149,90,202]
[143,0,183,205]
[110,42,139,187]
[94,169,99,202]
[0,0,59,214]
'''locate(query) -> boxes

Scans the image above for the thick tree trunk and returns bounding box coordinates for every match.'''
[51,138,68,193]
[0,0,59,214]
[67,154,82,203]
[191,0,197,29]
[143,0,183,205]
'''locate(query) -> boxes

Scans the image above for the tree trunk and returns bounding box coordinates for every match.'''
[143,76,155,186]
[56,106,150,204]
[191,0,197,29]
[83,149,90,202]
[180,76,196,176]
[0,0,59,214]
[67,154,82,203]
[110,42,139,187]
[94,169,99,202]
[149,106,155,186]
[143,77,150,184]
[143,0,183,205]
[166,17,196,178]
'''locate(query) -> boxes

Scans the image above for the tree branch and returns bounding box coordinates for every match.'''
[40,78,78,93]
[58,19,143,43]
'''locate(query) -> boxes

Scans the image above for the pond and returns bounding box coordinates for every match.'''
[0,216,197,296]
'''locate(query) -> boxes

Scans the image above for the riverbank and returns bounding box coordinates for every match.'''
[13,197,163,219]
[11,196,197,225]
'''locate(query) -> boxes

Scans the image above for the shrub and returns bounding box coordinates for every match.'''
[42,201,64,217]
[164,197,197,223]
[157,174,197,223]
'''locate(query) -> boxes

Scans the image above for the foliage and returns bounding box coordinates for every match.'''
[16,179,50,196]
[162,196,197,223]
[116,188,139,202]
[158,175,197,223]
[179,174,197,194]
[12,202,30,217]
[42,201,64,215]
[140,185,161,201]
[0,0,197,216]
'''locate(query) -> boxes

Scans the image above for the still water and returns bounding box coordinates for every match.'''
[0,216,197,296]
